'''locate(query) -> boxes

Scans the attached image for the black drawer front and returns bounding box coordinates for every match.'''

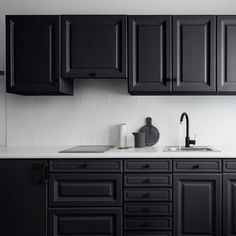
[124,189,172,202]
[125,233,172,236]
[49,160,122,172]
[174,159,221,172]
[49,174,122,206]
[124,174,172,187]
[124,203,172,216]
[223,160,236,172]
[49,208,121,236]
[124,160,172,173]
[125,217,172,231]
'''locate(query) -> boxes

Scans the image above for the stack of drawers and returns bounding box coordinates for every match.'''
[124,159,173,236]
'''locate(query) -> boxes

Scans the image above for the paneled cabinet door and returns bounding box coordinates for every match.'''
[223,174,236,236]
[217,16,236,92]
[62,15,127,78]
[128,16,172,94]
[0,160,47,236]
[173,16,216,93]
[174,174,221,236]
[6,15,73,95]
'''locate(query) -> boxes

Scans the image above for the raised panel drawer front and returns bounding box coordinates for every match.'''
[124,174,172,187]
[49,174,122,206]
[124,203,172,216]
[223,160,236,172]
[61,15,127,78]
[124,189,172,201]
[49,208,122,236]
[174,159,221,172]
[49,160,122,172]
[125,217,172,231]
[124,159,172,172]
[125,232,172,236]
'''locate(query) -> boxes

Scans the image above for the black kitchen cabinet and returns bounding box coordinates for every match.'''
[223,173,236,236]
[0,160,47,236]
[49,208,122,236]
[173,16,216,93]
[6,15,73,95]
[128,16,172,94]
[217,16,236,92]
[61,15,127,78]
[173,173,221,236]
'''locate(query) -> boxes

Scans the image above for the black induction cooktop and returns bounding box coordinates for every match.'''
[59,145,115,153]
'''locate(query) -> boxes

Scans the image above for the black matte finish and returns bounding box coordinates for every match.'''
[173,16,216,93]
[0,160,47,236]
[50,160,122,172]
[173,159,222,172]
[6,15,73,95]
[174,173,221,236]
[128,16,172,94]
[223,173,236,236]
[124,159,172,172]
[49,173,122,206]
[49,207,122,236]
[62,15,127,78]
[217,16,236,92]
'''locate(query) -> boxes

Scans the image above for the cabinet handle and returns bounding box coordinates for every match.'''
[89,72,96,77]
[192,164,200,169]
[142,193,150,198]
[143,164,150,169]
[42,163,49,183]
[79,163,87,168]
[142,207,150,213]
[143,178,150,184]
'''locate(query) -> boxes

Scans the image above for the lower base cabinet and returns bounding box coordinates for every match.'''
[223,173,236,236]
[173,174,222,236]
[49,208,122,236]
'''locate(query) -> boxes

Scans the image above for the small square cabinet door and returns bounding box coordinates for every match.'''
[62,15,127,78]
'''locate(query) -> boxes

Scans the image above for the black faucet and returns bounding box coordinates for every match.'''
[180,112,196,148]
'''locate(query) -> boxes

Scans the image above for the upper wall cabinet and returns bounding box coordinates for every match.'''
[173,16,216,93]
[61,15,127,79]
[6,16,73,95]
[217,16,236,92]
[128,16,172,94]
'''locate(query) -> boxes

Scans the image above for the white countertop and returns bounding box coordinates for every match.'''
[0,145,236,158]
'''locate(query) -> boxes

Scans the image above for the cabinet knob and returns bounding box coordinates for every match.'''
[79,163,87,168]
[89,72,96,77]
[142,193,150,198]
[192,164,199,169]
[143,164,150,169]
[142,207,150,213]
[143,178,150,184]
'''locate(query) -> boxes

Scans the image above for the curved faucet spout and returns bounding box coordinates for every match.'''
[180,112,196,148]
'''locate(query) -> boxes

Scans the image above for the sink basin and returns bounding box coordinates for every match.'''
[163,146,220,152]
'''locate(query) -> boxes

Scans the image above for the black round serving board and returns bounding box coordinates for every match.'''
[139,117,160,146]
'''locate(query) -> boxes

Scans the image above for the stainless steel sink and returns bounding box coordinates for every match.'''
[163,146,220,152]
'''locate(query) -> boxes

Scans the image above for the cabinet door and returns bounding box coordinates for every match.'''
[223,174,236,236]
[0,160,47,236]
[174,174,221,236]
[6,15,73,95]
[62,15,127,78]
[217,16,236,92]
[173,16,216,93]
[128,16,172,94]
[49,208,122,236]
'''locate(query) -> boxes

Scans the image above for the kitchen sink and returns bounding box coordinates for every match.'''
[163,146,220,152]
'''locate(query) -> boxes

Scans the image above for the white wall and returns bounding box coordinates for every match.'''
[1,0,236,147]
